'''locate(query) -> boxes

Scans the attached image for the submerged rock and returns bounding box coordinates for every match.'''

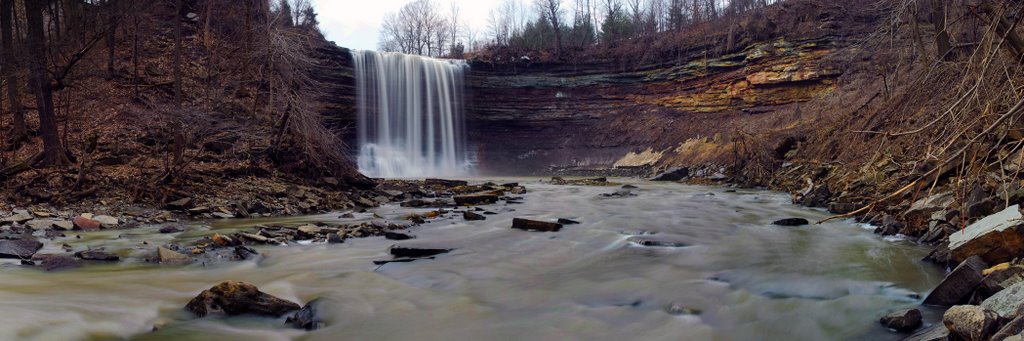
[903,324,951,341]
[0,239,43,259]
[772,218,809,226]
[511,218,563,232]
[157,246,192,265]
[158,226,183,233]
[923,256,988,306]
[74,249,120,261]
[32,254,82,271]
[557,218,580,225]
[287,298,329,330]
[185,280,300,317]
[949,205,1024,264]
[463,211,486,221]
[879,308,922,332]
[384,232,414,240]
[943,305,1000,341]
[627,236,689,248]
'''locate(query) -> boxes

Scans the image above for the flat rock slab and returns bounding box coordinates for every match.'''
[772,218,810,226]
[0,239,43,259]
[903,324,951,341]
[512,218,563,232]
[923,256,988,306]
[424,179,468,187]
[949,204,1024,264]
[384,232,414,240]
[186,280,300,317]
[389,246,451,258]
[454,192,500,206]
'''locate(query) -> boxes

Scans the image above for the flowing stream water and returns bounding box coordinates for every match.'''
[0,179,943,341]
[351,51,471,178]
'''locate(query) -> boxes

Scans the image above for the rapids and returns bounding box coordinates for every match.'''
[0,180,942,340]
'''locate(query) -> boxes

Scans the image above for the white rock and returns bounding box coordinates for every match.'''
[94,215,119,227]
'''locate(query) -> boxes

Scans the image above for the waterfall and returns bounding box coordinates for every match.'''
[351,50,471,178]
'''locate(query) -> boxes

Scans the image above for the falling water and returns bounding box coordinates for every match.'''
[351,50,471,178]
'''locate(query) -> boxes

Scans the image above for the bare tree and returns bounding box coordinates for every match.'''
[0,0,25,145]
[379,0,448,57]
[537,0,565,57]
[24,0,68,166]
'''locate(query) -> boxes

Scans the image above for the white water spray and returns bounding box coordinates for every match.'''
[351,50,471,178]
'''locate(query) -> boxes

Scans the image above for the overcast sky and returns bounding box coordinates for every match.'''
[313,0,504,51]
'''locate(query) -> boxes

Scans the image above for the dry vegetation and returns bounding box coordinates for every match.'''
[0,0,364,207]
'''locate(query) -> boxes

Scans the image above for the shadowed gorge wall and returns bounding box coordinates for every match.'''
[465,37,845,175]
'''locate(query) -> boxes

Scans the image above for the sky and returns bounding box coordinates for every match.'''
[313,0,506,51]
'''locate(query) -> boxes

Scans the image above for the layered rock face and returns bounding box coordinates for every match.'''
[466,38,844,175]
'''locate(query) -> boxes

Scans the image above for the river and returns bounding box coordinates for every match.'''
[0,179,944,340]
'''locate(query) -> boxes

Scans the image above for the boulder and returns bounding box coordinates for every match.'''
[799,185,831,208]
[982,281,1024,317]
[923,256,988,306]
[879,308,922,332]
[943,305,1000,341]
[326,233,344,244]
[949,205,1024,264]
[904,192,956,229]
[651,167,689,181]
[74,250,120,261]
[454,192,500,206]
[185,280,300,317]
[287,298,329,330]
[978,262,1024,298]
[772,218,809,226]
[463,211,486,221]
[0,239,43,259]
[157,246,192,265]
[877,214,903,236]
[73,216,101,231]
[993,313,1024,341]
[903,324,951,341]
[511,218,563,232]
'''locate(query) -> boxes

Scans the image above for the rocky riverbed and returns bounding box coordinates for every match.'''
[0,178,944,340]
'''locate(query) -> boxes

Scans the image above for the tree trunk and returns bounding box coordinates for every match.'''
[173,0,182,108]
[24,0,68,166]
[931,0,952,60]
[0,0,25,143]
[105,0,118,80]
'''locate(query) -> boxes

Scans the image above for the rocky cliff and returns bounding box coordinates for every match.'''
[466,37,846,176]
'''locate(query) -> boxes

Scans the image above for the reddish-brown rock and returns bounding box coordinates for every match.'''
[73,216,101,231]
